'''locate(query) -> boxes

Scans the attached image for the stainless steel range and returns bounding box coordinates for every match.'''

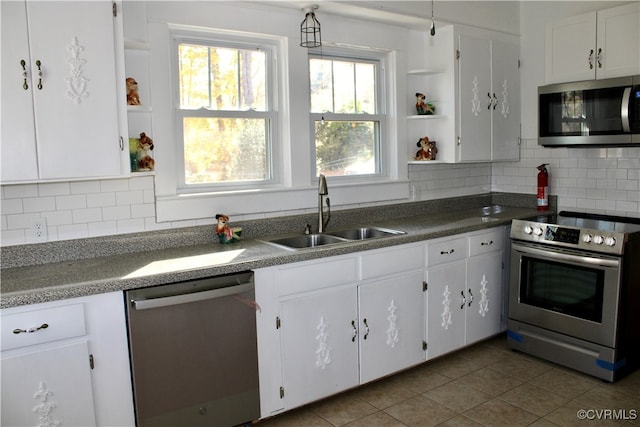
[508,211,640,382]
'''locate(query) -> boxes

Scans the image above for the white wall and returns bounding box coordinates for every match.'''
[491,1,639,217]
[2,1,638,247]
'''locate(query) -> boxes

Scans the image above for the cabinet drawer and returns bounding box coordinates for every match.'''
[278,257,358,296]
[1,304,86,351]
[427,237,467,266]
[361,243,425,279]
[469,228,504,257]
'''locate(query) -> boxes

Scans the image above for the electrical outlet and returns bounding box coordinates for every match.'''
[31,218,48,242]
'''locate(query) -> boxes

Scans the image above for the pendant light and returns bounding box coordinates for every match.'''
[430,0,436,36]
[300,5,322,48]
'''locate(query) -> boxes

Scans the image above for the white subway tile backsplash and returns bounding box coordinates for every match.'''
[70,180,101,194]
[72,208,103,224]
[103,205,132,221]
[38,182,71,196]
[87,192,116,208]
[55,194,87,210]
[4,184,38,199]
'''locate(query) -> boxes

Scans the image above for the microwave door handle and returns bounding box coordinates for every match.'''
[621,87,631,133]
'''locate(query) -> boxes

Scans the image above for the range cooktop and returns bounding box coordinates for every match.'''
[511,211,640,255]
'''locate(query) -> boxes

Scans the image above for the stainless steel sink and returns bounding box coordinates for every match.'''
[259,226,405,250]
[261,233,348,250]
[328,226,406,240]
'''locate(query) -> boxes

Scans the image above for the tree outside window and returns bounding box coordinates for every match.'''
[177,42,273,186]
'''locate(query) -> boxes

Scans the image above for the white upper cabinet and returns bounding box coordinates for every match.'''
[545,2,640,83]
[1,1,127,182]
[414,25,520,164]
[457,30,521,162]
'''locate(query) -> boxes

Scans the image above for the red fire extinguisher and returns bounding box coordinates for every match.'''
[537,163,549,211]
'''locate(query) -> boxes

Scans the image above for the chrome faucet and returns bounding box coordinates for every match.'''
[318,174,330,233]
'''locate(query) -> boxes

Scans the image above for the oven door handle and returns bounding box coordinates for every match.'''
[513,243,620,268]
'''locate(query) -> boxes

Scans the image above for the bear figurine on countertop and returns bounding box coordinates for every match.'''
[126,77,141,106]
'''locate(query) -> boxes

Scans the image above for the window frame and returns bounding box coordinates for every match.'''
[308,49,388,181]
[171,30,281,193]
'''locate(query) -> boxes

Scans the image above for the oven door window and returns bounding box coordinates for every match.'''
[520,256,604,322]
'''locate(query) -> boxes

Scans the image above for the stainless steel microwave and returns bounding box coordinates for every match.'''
[538,75,640,147]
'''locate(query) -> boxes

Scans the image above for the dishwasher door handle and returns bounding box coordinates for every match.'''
[131,282,254,310]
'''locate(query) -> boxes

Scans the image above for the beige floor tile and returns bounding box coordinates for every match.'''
[544,400,624,426]
[606,370,640,399]
[428,353,481,380]
[424,379,492,412]
[458,367,523,396]
[258,406,333,426]
[435,414,485,426]
[457,341,510,368]
[344,411,408,427]
[573,385,640,412]
[353,379,417,410]
[488,351,552,381]
[527,418,561,427]
[499,382,569,416]
[393,364,452,394]
[464,399,538,426]
[312,393,378,426]
[384,395,457,427]
[529,368,598,399]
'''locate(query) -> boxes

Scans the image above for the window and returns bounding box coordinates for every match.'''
[175,37,277,189]
[309,53,385,178]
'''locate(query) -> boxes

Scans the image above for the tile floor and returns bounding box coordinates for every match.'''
[257,333,640,426]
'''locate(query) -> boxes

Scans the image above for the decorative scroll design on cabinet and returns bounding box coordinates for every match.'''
[315,316,332,369]
[500,80,510,118]
[441,285,452,329]
[65,37,90,103]
[471,76,481,116]
[386,299,399,348]
[32,381,60,427]
[478,275,490,317]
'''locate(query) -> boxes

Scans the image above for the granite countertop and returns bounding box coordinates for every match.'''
[0,203,541,309]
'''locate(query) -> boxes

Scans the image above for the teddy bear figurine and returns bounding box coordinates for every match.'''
[215,214,242,243]
[136,132,155,171]
[415,92,435,115]
[414,137,437,161]
[126,77,141,106]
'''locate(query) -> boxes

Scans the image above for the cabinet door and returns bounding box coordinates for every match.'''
[358,270,425,384]
[596,3,640,79]
[466,251,503,345]
[1,340,96,427]
[491,39,520,162]
[426,261,466,359]
[28,1,122,179]
[0,1,39,181]
[545,11,597,83]
[458,34,492,162]
[280,286,359,410]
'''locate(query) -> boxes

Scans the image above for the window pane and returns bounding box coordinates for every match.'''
[315,121,378,176]
[355,63,375,114]
[178,44,266,111]
[309,58,377,114]
[183,117,269,184]
[309,58,333,113]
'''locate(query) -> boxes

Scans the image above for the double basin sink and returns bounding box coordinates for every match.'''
[260,226,406,250]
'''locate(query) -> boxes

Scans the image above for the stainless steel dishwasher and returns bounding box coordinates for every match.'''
[125,271,260,427]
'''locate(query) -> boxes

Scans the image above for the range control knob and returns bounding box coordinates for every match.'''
[523,225,533,235]
[533,227,543,236]
[604,236,617,247]
[582,233,593,243]
[593,235,604,245]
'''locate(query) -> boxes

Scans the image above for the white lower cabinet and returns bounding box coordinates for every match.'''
[0,292,135,427]
[280,285,360,409]
[425,228,506,360]
[358,269,426,384]
[255,228,507,418]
